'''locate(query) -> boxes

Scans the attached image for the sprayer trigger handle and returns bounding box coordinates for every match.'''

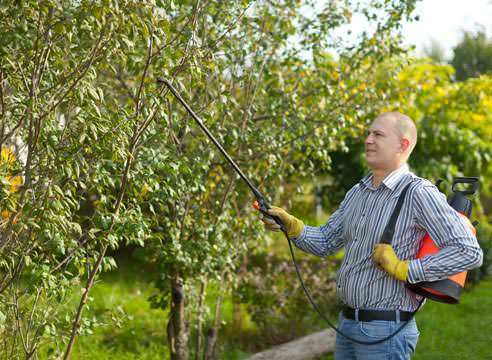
[252,200,286,232]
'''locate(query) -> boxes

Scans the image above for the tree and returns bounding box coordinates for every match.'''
[0,1,420,359]
[379,61,492,282]
[314,59,492,284]
[422,37,446,63]
[451,30,492,81]
[0,2,174,358]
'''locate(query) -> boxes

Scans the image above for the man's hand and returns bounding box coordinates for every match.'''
[260,206,304,239]
[372,244,409,282]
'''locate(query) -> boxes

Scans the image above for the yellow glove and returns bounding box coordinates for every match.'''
[260,206,304,238]
[372,244,409,282]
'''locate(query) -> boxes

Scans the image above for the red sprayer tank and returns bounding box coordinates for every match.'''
[406,177,479,304]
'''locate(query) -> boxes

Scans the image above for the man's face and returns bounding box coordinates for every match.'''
[364,117,403,171]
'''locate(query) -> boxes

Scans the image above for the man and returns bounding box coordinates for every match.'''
[261,112,483,359]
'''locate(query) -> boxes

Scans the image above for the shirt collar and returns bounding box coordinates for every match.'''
[360,164,410,191]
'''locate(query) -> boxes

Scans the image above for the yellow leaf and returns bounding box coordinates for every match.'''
[141,183,151,197]
[482,98,492,108]
[10,176,22,192]
[471,113,485,123]
[1,147,15,165]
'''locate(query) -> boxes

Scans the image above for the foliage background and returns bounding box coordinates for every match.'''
[0,1,490,359]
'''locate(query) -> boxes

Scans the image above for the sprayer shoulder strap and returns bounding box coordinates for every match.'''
[379,180,415,245]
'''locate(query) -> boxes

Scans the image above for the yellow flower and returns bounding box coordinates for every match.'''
[482,98,492,109]
[141,183,151,197]
[471,113,485,123]
[1,147,23,227]
[1,147,15,165]
[1,147,23,193]
[421,82,431,91]
[10,176,22,193]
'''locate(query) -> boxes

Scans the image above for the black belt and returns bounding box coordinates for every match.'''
[342,307,413,322]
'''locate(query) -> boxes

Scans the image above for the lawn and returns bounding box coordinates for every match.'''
[42,253,492,359]
[68,266,170,360]
[412,280,492,359]
[320,280,492,360]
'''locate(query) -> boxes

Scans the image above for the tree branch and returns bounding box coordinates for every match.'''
[63,29,158,360]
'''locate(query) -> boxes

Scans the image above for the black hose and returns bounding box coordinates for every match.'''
[284,230,424,345]
[160,77,423,346]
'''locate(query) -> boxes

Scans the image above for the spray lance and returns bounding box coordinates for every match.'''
[158,78,478,345]
[157,78,284,231]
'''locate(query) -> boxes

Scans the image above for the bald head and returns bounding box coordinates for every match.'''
[376,112,418,155]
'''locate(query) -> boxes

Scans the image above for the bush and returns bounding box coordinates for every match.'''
[236,247,341,347]
[466,220,492,286]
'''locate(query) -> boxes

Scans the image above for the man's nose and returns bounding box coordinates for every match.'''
[365,133,374,144]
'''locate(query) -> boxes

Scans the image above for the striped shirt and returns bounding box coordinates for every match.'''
[292,164,483,312]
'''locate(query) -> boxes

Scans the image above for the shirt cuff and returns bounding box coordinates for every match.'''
[290,225,307,244]
[407,259,426,284]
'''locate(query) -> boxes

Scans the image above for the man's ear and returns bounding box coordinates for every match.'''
[401,138,410,152]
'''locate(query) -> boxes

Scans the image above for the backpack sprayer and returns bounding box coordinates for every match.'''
[406,177,479,304]
[158,77,479,344]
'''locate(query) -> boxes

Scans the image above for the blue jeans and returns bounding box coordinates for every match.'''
[334,311,419,360]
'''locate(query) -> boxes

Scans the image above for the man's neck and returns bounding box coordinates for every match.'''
[371,169,390,188]
[371,163,405,188]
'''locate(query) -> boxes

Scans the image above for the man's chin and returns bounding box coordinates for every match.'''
[365,157,379,169]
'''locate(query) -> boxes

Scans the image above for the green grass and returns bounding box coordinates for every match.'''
[41,255,253,360]
[50,257,170,360]
[38,253,492,359]
[412,280,492,359]
[320,280,492,360]
[70,277,169,360]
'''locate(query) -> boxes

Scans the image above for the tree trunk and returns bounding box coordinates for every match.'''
[203,326,218,360]
[195,279,207,360]
[167,273,189,360]
[203,286,224,360]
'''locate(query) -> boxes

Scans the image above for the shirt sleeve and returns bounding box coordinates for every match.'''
[407,183,483,283]
[291,186,358,257]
